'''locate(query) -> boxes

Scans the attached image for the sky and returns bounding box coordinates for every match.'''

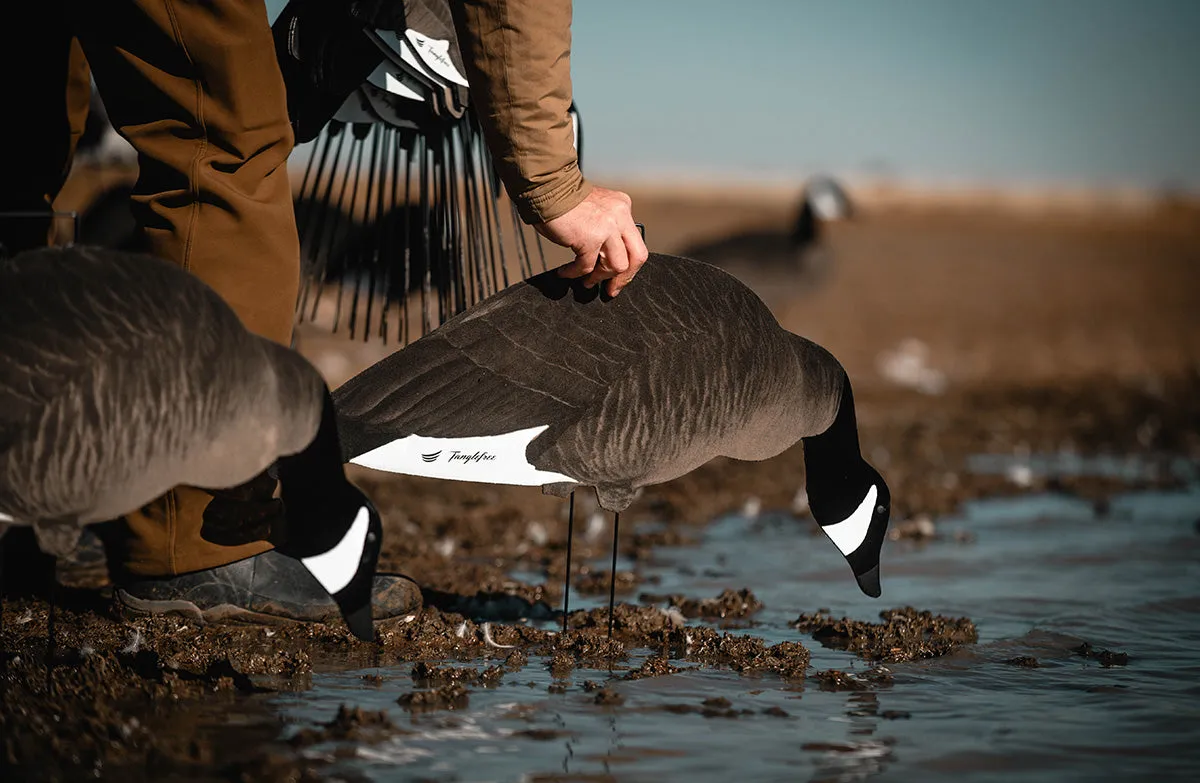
[267,0,1200,193]
[568,0,1200,191]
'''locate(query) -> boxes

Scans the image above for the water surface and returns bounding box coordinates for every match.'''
[265,460,1200,781]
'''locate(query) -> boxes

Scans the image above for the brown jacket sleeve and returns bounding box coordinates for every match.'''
[451,0,592,224]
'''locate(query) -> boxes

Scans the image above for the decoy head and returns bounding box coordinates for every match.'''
[801,372,891,597]
[272,386,383,642]
[793,176,854,248]
[803,176,854,222]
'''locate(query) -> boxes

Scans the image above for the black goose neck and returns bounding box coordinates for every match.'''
[274,387,366,556]
[801,372,870,518]
[278,387,353,508]
[792,199,818,246]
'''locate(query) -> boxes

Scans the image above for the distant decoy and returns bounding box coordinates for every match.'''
[0,246,384,671]
[333,252,892,633]
[678,176,854,296]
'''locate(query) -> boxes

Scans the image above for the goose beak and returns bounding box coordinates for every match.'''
[339,598,376,642]
[854,564,881,598]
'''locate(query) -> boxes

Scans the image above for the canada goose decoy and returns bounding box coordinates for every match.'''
[0,246,384,667]
[333,252,892,633]
[678,176,854,296]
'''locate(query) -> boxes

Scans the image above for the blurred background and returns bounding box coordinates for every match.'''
[45,0,1200,396]
[45,0,1199,417]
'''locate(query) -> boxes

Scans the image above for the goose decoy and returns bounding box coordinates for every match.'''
[678,176,853,296]
[0,246,383,649]
[333,252,892,628]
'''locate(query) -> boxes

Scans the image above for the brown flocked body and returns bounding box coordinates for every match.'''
[335,253,850,512]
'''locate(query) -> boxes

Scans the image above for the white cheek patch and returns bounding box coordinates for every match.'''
[820,485,878,556]
[301,506,370,596]
[350,425,578,487]
[0,511,14,523]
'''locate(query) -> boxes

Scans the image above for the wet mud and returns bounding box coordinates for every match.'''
[639,587,765,619]
[794,607,979,663]
[288,705,399,747]
[4,196,1199,780]
[1072,642,1131,668]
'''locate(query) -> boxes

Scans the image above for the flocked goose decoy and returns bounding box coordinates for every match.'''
[678,176,854,296]
[333,252,892,622]
[0,246,384,645]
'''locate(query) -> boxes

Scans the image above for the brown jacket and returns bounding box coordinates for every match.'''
[451,0,592,224]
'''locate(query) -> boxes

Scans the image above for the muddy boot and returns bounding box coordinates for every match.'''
[114,550,421,626]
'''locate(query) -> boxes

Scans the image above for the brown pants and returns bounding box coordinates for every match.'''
[0,0,299,576]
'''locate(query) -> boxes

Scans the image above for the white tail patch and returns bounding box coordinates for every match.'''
[0,511,14,524]
[301,506,370,596]
[350,425,578,487]
[820,485,878,556]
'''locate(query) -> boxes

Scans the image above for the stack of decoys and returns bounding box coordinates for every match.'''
[0,245,384,685]
[273,0,584,344]
[332,235,892,637]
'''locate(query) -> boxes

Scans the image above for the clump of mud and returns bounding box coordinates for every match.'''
[812,667,895,692]
[396,682,470,712]
[593,687,625,706]
[289,705,401,747]
[623,653,686,680]
[1004,656,1041,668]
[793,607,978,662]
[1073,642,1130,667]
[573,568,640,596]
[411,660,503,687]
[566,603,684,637]
[653,626,813,679]
[640,588,765,619]
[658,696,757,719]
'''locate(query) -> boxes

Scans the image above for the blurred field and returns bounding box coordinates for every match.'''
[51,164,1200,400]
[286,180,1200,393]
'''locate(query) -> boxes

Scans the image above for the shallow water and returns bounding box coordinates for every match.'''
[263,458,1200,782]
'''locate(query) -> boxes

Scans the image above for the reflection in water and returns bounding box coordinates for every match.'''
[805,737,895,783]
[262,474,1200,781]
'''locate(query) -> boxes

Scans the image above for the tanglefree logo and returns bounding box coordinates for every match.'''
[420,450,498,465]
[447,450,497,465]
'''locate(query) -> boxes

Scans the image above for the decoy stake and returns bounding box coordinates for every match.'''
[562,492,575,633]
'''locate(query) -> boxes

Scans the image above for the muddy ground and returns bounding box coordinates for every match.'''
[3,181,1199,780]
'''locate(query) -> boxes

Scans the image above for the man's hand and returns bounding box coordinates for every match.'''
[534,186,649,296]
